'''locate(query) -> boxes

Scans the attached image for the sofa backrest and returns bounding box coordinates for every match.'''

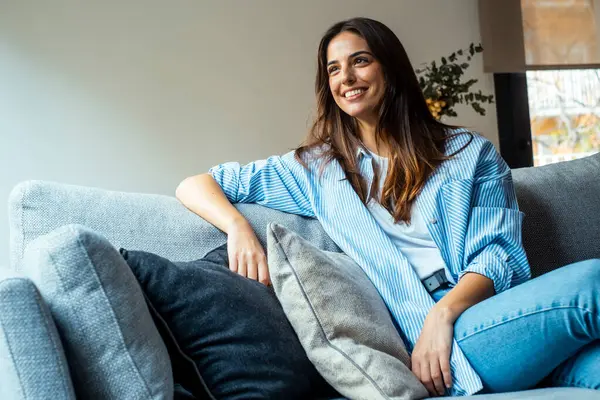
[7,181,340,270]
[512,152,600,277]
[8,152,600,277]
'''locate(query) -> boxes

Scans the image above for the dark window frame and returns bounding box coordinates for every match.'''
[493,73,534,169]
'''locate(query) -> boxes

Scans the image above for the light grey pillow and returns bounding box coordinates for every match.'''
[267,223,428,400]
[20,224,173,400]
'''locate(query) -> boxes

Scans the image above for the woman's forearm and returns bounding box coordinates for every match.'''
[432,272,495,324]
[175,173,250,234]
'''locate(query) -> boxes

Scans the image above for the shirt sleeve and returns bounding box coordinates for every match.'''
[459,142,530,294]
[208,151,315,218]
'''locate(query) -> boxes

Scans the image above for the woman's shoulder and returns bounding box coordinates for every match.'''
[444,128,492,154]
[285,143,332,169]
[442,128,506,179]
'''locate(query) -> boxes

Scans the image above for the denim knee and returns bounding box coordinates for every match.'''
[571,258,600,282]
[560,258,600,297]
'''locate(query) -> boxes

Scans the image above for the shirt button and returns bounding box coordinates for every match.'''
[430,218,438,224]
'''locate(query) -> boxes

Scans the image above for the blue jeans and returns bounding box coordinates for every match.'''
[432,258,600,393]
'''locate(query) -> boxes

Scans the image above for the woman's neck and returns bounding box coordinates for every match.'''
[357,118,390,158]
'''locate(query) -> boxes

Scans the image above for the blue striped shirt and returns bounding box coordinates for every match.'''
[209,129,531,396]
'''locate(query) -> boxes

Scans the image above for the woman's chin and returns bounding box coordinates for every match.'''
[343,107,376,122]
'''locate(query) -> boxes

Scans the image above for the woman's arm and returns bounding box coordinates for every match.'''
[458,140,530,294]
[176,152,315,230]
[431,272,495,324]
[176,174,271,284]
[206,153,315,217]
[411,272,496,397]
[176,173,248,234]
[413,139,529,396]
[175,152,315,284]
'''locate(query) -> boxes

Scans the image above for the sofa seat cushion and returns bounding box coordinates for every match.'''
[433,387,599,399]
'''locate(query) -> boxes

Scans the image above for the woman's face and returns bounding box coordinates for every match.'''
[326,31,385,124]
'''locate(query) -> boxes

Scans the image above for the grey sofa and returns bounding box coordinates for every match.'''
[2,152,600,399]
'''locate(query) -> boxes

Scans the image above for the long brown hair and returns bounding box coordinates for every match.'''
[295,17,472,224]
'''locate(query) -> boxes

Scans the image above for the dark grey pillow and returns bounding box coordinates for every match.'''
[120,245,338,400]
[512,153,600,276]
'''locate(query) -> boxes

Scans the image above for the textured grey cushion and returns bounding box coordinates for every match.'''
[20,225,173,400]
[0,271,76,400]
[512,153,600,277]
[8,180,340,270]
[267,223,428,400]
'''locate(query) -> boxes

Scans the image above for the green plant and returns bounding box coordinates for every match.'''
[416,43,494,120]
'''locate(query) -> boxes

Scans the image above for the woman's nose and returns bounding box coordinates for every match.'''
[341,67,356,85]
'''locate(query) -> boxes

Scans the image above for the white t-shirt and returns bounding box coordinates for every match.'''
[367,152,454,283]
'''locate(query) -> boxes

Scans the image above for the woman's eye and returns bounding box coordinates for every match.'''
[355,57,369,65]
[328,66,339,74]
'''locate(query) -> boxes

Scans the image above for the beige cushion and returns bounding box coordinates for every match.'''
[267,223,428,400]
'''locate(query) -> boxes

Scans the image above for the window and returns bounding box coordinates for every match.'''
[527,69,600,165]
[481,0,600,166]
[522,0,600,165]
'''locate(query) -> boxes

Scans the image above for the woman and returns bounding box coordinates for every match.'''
[176,18,600,397]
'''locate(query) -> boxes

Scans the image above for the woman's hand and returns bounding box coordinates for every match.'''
[226,218,270,285]
[411,306,455,396]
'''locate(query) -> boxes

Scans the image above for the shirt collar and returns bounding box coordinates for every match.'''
[356,146,371,160]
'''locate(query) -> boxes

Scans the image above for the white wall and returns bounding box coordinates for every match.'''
[0,0,497,265]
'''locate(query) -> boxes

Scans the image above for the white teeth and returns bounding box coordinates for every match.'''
[345,89,365,98]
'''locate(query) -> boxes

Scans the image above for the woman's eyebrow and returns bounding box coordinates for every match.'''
[327,50,374,66]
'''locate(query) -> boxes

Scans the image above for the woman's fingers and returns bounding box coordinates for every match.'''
[258,257,271,286]
[226,227,268,284]
[430,357,446,396]
[237,252,247,277]
[440,349,453,390]
[228,250,238,273]
[420,359,436,396]
[229,249,270,286]
[247,256,258,281]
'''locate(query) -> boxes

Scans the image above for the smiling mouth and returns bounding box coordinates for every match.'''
[344,88,367,100]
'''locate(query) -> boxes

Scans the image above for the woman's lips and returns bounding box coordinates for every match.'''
[343,88,367,101]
